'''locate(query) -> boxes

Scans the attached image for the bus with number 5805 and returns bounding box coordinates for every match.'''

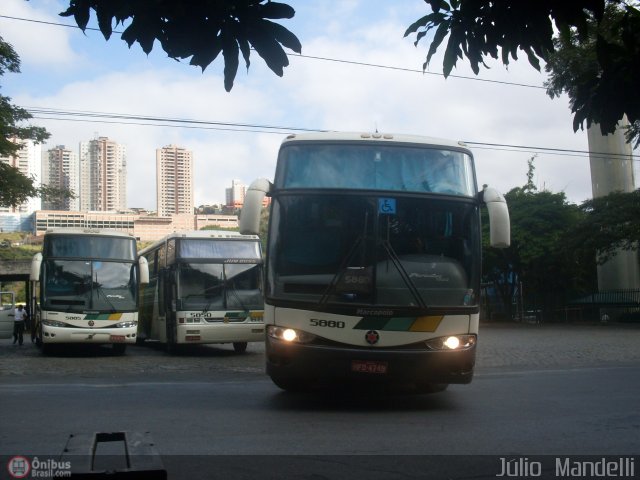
[30,228,149,355]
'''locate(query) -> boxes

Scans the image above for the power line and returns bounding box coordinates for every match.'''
[26,107,640,162]
[0,14,545,90]
[27,107,325,133]
[4,14,637,161]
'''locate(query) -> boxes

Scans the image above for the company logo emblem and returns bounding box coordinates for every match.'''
[7,456,30,478]
[88,320,95,327]
[365,330,380,345]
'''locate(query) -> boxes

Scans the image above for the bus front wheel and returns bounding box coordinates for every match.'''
[233,342,248,353]
[415,383,449,394]
[269,375,310,392]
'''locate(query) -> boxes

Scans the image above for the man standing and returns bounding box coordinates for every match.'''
[13,304,26,346]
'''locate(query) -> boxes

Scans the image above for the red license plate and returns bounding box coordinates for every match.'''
[351,360,388,374]
[110,335,126,343]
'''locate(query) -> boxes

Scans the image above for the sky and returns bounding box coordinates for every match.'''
[1,0,637,210]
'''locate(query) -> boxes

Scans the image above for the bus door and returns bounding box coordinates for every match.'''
[162,269,178,344]
[0,292,16,339]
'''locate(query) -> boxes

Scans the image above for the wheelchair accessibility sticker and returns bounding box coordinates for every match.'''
[378,198,396,214]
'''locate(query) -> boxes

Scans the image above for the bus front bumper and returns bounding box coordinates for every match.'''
[266,336,476,386]
[41,326,137,344]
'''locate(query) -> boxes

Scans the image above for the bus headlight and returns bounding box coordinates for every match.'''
[42,319,70,328]
[425,334,476,351]
[115,321,138,328]
[268,326,316,344]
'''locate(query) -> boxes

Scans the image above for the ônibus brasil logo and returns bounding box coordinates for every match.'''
[7,456,71,478]
[7,456,30,479]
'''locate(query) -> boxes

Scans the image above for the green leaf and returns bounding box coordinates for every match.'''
[259,2,296,20]
[96,5,115,40]
[222,25,240,92]
[442,27,462,77]
[524,47,541,71]
[404,14,432,37]
[247,20,289,77]
[268,22,302,54]
[426,21,450,65]
[189,35,223,71]
[60,0,91,31]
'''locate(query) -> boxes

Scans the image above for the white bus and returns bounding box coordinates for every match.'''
[137,231,264,353]
[240,132,510,392]
[0,291,16,339]
[30,228,149,354]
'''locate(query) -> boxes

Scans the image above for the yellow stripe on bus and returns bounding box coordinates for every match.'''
[409,316,443,332]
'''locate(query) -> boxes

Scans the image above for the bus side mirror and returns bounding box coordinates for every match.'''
[138,256,149,285]
[483,187,510,248]
[30,253,42,282]
[240,178,272,235]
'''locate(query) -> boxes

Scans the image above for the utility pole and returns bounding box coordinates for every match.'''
[587,118,640,313]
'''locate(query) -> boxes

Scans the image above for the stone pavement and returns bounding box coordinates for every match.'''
[1,322,639,378]
[476,321,640,370]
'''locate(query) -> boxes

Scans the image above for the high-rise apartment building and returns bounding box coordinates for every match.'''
[79,136,127,211]
[156,144,194,216]
[41,145,80,211]
[0,137,41,213]
[225,179,246,207]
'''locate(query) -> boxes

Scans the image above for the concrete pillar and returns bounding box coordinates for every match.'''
[587,119,640,295]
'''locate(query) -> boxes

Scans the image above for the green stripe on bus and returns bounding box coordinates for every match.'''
[224,311,248,319]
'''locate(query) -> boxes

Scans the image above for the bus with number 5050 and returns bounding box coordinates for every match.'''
[137,230,264,353]
[240,132,510,392]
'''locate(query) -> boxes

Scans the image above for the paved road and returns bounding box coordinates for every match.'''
[1,322,639,480]
[2,321,640,379]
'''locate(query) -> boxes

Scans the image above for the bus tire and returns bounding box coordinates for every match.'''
[233,342,248,353]
[415,383,449,394]
[112,343,127,355]
[270,375,309,392]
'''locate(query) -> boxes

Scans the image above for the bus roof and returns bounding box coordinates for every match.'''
[138,230,260,257]
[43,228,135,238]
[281,132,471,153]
[155,230,259,241]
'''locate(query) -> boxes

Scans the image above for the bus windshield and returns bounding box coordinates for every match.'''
[44,236,136,260]
[267,194,480,309]
[42,259,138,312]
[277,143,476,196]
[178,263,263,311]
[178,239,261,260]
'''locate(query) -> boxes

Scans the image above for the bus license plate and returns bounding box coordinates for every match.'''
[110,335,125,342]
[351,360,388,374]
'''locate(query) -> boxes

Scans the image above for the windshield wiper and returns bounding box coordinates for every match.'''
[380,240,428,309]
[201,284,225,313]
[227,285,248,311]
[93,284,118,313]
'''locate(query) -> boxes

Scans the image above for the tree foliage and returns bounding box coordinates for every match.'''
[405,0,640,146]
[0,38,49,158]
[60,0,302,92]
[570,189,640,263]
[482,159,596,319]
[544,3,640,147]
[0,36,74,208]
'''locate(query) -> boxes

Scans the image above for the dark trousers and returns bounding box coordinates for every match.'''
[13,321,25,345]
